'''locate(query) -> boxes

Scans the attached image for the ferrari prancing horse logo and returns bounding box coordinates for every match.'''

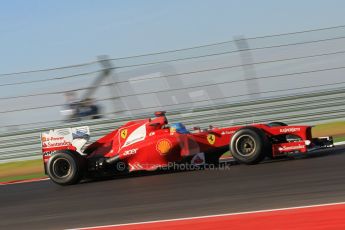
[207,134,216,145]
[120,129,128,139]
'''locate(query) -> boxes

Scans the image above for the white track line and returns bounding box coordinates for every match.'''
[72,201,345,230]
[335,141,345,146]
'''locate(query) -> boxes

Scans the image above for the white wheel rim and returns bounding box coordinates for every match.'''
[52,158,72,178]
[235,135,257,157]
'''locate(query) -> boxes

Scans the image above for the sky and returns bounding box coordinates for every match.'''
[1,0,345,74]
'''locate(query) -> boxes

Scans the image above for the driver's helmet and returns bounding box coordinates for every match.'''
[170,123,189,134]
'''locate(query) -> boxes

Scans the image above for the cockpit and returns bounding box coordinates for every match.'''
[148,111,190,134]
[169,123,189,134]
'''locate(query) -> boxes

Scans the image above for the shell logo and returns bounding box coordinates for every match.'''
[156,139,172,155]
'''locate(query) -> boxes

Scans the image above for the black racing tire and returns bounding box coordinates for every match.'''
[267,122,288,127]
[47,150,86,185]
[230,127,270,164]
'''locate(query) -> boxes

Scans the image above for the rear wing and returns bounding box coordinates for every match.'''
[41,126,90,153]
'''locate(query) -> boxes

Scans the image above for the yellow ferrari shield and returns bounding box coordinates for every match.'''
[207,134,216,145]
[120,129,128,139]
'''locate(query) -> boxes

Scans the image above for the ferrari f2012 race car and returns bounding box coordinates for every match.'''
[41,111,334,185]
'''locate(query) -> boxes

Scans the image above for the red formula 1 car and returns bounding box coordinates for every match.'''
[41,111,334,185]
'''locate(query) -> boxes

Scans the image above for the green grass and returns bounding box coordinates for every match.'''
[0,159,44,182]
[312,121,345,137]
[0,173,46,183]
[221,151,231,158]
[334,136,345,142]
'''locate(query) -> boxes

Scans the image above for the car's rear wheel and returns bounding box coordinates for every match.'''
[47,151,86,185]
[230,127,269,164]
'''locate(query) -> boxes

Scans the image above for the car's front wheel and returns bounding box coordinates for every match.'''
[47,151,86,185]
[230,127,269,164]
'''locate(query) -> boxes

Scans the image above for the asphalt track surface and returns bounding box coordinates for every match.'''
[1,146,345,230]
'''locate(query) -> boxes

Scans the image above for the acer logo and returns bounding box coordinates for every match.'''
[123,148,138,156]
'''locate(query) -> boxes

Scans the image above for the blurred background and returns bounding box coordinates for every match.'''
[1,0,345,162]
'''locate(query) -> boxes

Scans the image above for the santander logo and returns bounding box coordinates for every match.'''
[279,127,301,133]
